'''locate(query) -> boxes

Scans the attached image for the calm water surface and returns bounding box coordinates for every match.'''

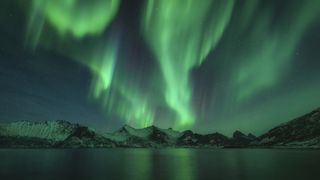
[0,148,319,180]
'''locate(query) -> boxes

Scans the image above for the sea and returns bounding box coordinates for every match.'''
[0,148,319,180]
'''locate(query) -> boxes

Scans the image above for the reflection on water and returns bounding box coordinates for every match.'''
[172,149,195,180]
[122,149,152,180]
[0,149,320,180]
[121,149,195,180]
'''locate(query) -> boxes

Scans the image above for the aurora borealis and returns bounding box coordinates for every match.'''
[142,0,234,127]
[0,0,320,135]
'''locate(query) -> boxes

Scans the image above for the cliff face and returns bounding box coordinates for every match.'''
[1,108,319,148]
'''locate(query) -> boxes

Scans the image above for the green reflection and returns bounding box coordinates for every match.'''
[165,149,196,180]
[123,149,152,180]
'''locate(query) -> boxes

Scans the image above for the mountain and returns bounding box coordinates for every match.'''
[0,108,319,148]
[0,120,116,148]
[226,131,258,147]
[258,108,320,148]
[103,125,180,148]
[176,130,230,147]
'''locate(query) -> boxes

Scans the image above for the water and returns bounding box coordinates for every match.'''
[0,148,319,180]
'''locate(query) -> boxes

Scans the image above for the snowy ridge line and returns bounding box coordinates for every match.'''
[0,107,319,148]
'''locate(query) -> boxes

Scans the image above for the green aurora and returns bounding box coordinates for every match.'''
[142,0,234,128]
[1,0,320,134]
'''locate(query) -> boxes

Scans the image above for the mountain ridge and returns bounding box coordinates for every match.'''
[1,108,320,148]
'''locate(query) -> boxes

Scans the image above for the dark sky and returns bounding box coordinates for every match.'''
[0,0,319,135]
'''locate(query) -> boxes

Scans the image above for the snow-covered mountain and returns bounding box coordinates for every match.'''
[0,120,76,141]
[258,108,320,148]
[0,120,115,148]
[0,120,245,148]
[104,125,186,147]
[1,108,320,148]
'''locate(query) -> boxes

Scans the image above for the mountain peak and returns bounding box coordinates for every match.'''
[1,107,320,148]
[118,124,135,132]
[233,130,246,138]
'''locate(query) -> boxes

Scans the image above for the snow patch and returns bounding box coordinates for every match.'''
[0,121,75,141]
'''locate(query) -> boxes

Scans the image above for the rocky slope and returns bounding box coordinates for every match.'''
[258,108,320,148]
[0,120,116,148]
[0,108,319,148]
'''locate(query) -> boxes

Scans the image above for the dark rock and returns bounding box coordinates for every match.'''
[233,130,246,138]
[225,130,256,147]
[248,133,257,139]
[148,126,168,144]
[204,133,230,146]
[177,131,229,147]
[177,130,201,146]
[59,126,115,148]
[259,108,320,146]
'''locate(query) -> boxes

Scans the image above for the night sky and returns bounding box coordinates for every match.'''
[0,0,319,135]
